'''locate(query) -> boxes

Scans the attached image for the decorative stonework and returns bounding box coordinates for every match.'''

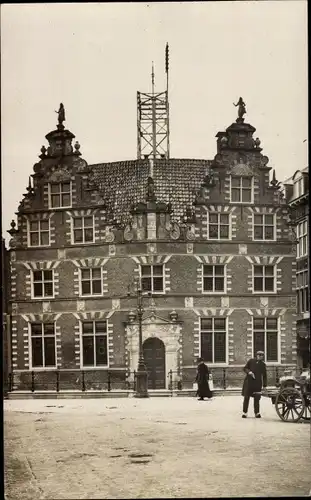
[77,300,85,312]
[125,313,182,388]
[185,297,194,308]
[109,245,116,256]
[238,244,247,255]
[112,299,120,310]
[187,243,193,254]
[58,249,66,260]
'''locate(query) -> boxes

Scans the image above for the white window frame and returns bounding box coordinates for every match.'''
[207,212,231,240]
[296,269,309,314]
[79,267,103,297]
[31,269,55,299]
[140,264,165,294]
[202,264,226,294]
[252,213,276,241]
[252,317,280,364]
[199,317,228,365]
[230,175,254,204]
[72,215,95,244]
[29,322,57,369]
[27,219,51,247]
[297,220,308,258]
[252,265,276,294]
[48,181,72,209]
[80,320,109,368]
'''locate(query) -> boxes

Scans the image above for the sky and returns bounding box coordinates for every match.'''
[1,1,308,239]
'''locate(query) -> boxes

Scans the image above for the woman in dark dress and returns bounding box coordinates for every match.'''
[195,357,213,400]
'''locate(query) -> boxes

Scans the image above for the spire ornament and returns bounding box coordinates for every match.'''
[55,103,65,129]
[233,97,246,123]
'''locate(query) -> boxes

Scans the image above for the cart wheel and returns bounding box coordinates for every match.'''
[275,387,305,422]
[301,394,311,421]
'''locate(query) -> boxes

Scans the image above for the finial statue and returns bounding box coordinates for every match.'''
[233,97,246,122]
[55,103,65,128]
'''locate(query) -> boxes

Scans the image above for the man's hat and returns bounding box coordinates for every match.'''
[256,350,264,355]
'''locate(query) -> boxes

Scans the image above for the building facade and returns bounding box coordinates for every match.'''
[7,105,297,391]
[284,167,309,368]
[2,238,10,394]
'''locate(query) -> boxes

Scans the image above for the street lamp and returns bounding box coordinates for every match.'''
[128,283,149,398]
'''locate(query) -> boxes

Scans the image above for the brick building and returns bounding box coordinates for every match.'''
[7,103,297,392]
[283,167,309,368]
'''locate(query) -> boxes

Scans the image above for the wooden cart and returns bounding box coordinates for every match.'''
[256,370,310,423]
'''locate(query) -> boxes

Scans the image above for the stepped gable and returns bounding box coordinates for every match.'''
[90,158,211,225]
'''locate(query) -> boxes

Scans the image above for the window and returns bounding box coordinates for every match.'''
[80,268,102,296]
[81,321,108,367]
[200,318,227,363]
[208,213,230,239]
[49,182,71,208]
[32,270,54,298]
[141,265,164,293]
[253,265,275,293]
[29,219,50,246]
[297,221,308,258]
[253,214,275,241]
[294,177,304,199]
[297,269,309,313]
[30,323,56,367]
[73,216,94,244]
[203,265,225,293]
[230,176,253,203]
[253,317,278,362]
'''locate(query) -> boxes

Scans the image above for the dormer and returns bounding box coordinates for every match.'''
[292,169,309,201]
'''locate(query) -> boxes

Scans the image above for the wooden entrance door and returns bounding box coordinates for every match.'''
[143,337,166,389]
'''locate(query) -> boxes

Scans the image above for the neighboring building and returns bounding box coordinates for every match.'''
[6,98,297,392]
[2,238,10,394]
[283,167,309,368]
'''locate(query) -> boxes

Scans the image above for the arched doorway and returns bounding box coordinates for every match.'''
[143,337,166,389]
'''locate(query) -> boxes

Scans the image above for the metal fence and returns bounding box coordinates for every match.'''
[5,365,299,394]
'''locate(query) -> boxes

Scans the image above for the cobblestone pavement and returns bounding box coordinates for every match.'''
[4,395,311,499]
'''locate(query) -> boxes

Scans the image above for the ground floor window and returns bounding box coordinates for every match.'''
[30,323,56,367]
[81,320,108,367]
[200,317,226,363]
[253,317,278,362]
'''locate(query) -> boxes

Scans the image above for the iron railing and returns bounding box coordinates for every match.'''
[5,366,300,394]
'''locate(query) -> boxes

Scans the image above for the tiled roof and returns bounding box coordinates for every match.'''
[90,158,211,225]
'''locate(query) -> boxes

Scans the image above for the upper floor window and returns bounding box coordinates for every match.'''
[253,265,275,293]
[253,317,278,362]
[81,320,108,367]
[28,219,50,246]
[297,220,308,258]
[230,176,253,203]
[80,267,103,296]
[73,216,94,244]
[49,182,72,208]
[208,213,230,240]
[141,265,164,293]
[30,322,56,368]
[203,265,225,293]
[294,177,304,199]
[296,269,309,313]
[253,214,275,241]
[200,317,227,364]
[32,270,54,299]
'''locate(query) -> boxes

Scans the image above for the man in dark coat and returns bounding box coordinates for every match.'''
[242,350,267,418]
[195,357,213,400]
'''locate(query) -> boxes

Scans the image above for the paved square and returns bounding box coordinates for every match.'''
[4,395,311,499]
